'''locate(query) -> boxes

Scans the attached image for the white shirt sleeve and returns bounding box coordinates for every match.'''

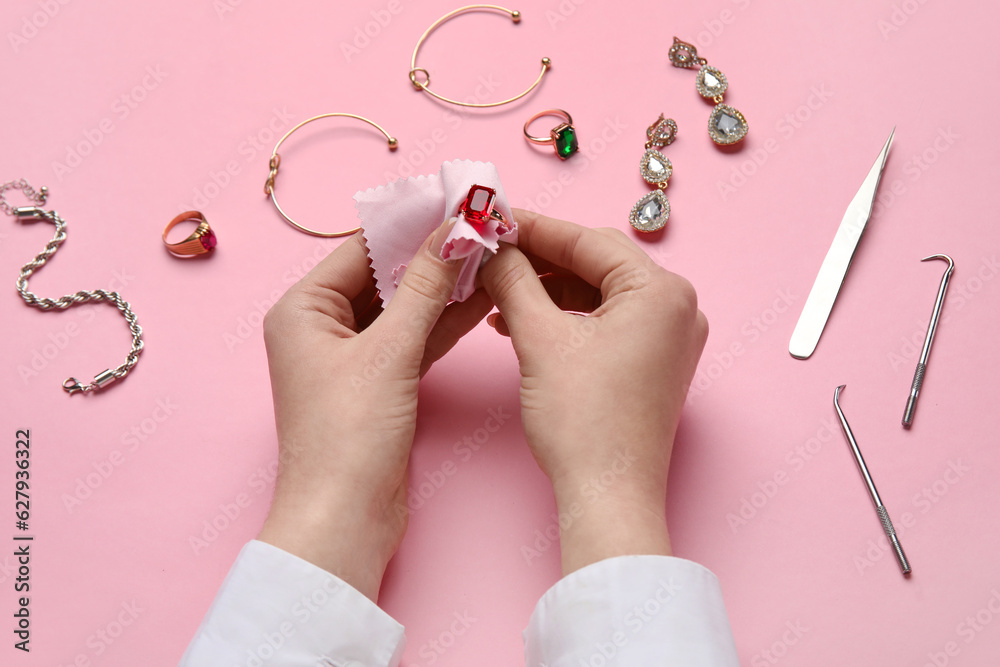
[180,542,737,667]
[179,540,406,667]
[523,555,740,667]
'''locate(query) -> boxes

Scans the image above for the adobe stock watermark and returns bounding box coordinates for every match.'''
[395,406,513,518]
[213,0,258,19]
[415,610,478,666]
[877,0,932,40]
[60,397,180,513]
[223,236,338,352]
[381,75,503,182]
[521,449,639,565]
[717,84,833,201]
[349,331,413,392]
[339,0,403,62]
[51,66,168,181]
[521,117,628,214]
[7,0,73,54]
[555,316,597,362]
[239,577,347,667]
[886,254,997,372]
[578,578,681,667]
[853,459,970,575]
[689,0,756,48]
[750,620,809,666]
[17,267,136,384]
[345,298,468,392]
[725,416,838,533]
[869,127,959,220]
[16,305,97,385]
[189,439,308,555]
[55,600,144,667]
[920,587,1000,667]
[545,0,589,30]
[553,258,673,362]
[181,106,294,211]
[645,243,675,269]
[687,288,796,402]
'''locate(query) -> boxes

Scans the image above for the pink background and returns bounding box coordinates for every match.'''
[2,1,998,665]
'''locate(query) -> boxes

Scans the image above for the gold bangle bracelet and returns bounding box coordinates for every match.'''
[263,113,398,238]
[408,5,552,109]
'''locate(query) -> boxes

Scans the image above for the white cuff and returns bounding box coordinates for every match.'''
[179,540,405,667]
[524,555,739,667]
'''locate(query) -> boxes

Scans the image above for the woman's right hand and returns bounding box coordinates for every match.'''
[478,210,708,575]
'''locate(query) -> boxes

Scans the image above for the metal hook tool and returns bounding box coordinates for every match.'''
[834,385,911,575]
[902,254,955,428]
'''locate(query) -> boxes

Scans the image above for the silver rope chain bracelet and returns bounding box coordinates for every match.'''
[1,178,144,395]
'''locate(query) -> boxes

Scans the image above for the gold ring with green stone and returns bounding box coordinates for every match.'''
[523,109,578,160]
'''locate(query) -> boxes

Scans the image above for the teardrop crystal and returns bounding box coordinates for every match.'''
[640,149,672,186]
[629,190,670,233]
[707,104,748,145]
[696,66,728,98]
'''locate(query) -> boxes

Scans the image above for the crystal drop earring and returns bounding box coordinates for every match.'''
[669,37,749,146]
[629,115,676,233]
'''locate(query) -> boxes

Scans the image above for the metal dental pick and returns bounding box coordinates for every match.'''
[902,254,955,428]
[833,385,911,575]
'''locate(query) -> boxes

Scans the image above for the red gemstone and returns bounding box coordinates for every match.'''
[199,229,217,251]
[460,185,496,225]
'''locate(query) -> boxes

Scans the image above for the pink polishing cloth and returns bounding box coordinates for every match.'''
[354,160,516,304]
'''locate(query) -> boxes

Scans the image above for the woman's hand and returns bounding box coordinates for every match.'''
[479,210,708,575]
[257,223,492,600]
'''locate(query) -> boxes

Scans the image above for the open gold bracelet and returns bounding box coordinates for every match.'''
[263,113,398,238]
[408,5,552,109]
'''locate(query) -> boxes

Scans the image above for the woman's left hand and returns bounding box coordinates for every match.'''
[257,222,492,600]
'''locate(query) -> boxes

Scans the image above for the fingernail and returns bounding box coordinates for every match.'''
[429,218,458,263]
[487,312,498,328]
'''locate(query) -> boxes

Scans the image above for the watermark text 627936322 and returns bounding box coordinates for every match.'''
[13,429,33,652]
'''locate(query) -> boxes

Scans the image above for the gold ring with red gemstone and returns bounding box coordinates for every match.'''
[523,109,578,160]
[458,184,511,232]
[163,211,217,257]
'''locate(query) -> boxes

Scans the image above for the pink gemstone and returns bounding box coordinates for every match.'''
[199,229,217,251]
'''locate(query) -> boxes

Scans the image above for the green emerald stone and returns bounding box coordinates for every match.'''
[554,125,578,159]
